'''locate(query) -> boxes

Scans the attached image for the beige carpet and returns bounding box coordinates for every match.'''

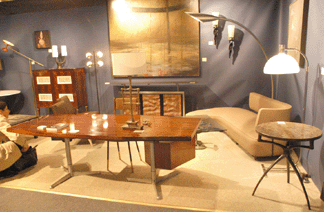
[0,132,323,212]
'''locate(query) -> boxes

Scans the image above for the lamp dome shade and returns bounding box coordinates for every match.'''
[3,40,14,47]
[263,53,300,74]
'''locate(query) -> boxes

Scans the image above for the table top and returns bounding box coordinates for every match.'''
[7,114,201,141]
[256,121,322,142]
[0,90,21,97]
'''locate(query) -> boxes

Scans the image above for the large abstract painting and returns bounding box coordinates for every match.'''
[287,0,309,67]
[108,0,199,77]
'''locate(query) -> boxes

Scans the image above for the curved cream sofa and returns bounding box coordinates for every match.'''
[186,92,292,158]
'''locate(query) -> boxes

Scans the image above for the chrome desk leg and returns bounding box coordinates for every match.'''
[150,142,162,200]
[50,138,73,189]
[107,141,110,171]
[50,138,101,189]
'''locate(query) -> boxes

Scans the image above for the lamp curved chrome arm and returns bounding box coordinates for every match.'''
[282,48,309,123]
[185,12,274,98]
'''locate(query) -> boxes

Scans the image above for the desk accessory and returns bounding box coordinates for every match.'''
[111,52,147,130]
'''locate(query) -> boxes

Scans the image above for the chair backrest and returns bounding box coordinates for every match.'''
[114,97,140,115]
[50,95,77,115]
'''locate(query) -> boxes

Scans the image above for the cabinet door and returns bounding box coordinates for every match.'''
[142,94,161,115]
[52,69,77,108]
[163,94,182,116]
[33,70,55,108]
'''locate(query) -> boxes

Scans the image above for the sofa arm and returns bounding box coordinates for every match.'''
[255,108,291,127]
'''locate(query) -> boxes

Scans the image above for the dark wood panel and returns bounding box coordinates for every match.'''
[33,69,55,108]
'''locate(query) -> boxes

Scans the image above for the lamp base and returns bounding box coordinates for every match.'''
[122,120,143,130]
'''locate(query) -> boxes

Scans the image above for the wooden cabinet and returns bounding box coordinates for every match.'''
[32,68,87,114]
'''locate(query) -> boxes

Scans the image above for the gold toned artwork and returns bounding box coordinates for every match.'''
[108,0,199,77]
[287,0,309,67]
[34,30,51,49]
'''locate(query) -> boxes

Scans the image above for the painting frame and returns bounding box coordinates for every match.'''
[287,0,309,67]
[108,0,200,78]
[34,30,51,49]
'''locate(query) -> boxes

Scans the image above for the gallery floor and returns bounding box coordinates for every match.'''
[0,131,323,212]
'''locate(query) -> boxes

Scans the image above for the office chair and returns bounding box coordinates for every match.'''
[110,97,142,172]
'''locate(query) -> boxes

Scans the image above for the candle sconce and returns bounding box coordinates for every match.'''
[212,12,220,48]
[228,25,235,59]
[49,45,67,69]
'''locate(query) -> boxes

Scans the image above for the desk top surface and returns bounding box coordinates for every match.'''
[256,121,322,141]
[8,114,201,141]
[0,90,21,97]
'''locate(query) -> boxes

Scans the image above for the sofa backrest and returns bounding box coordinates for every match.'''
[249,92,292,127]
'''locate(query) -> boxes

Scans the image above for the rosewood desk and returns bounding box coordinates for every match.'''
[252,121,322,210]
[8,114,201,199]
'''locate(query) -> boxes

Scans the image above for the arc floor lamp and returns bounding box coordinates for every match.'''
[2,40,44,116]
[185,12,274,99]
[186,13,310,123]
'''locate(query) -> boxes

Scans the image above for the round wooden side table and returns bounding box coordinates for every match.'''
[252,121,322,210]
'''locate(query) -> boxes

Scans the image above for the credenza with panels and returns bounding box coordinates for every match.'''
[120,91,185,117]
[32,68,88,115]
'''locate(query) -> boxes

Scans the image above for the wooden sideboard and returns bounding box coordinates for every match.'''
[32,68,88,114]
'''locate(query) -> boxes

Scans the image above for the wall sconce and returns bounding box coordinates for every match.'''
[212,12,220,47]
[86,51,103,113]
[228,25,235,59]
[50,45,67,69]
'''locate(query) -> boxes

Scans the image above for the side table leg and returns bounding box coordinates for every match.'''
[252,154,285,195]
[284,150,290,183]
[287,154,311,210]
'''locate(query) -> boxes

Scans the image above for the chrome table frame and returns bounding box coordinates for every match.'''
[50,138,100,189]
